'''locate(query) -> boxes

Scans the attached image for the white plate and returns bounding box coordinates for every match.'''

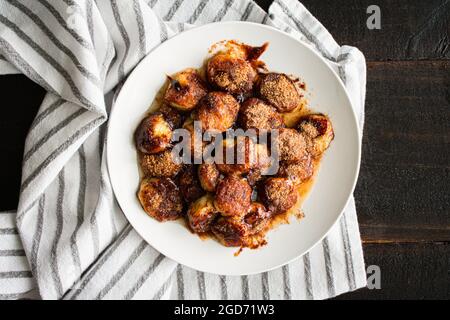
[107,21,361,276]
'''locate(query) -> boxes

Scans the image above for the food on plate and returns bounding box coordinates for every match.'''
[211,216,250,247]
[181,117,206,160]
[246,143,272,186]
[193,91,240,132]
[207,42,267,96]
[214,175,252,217]
[278,153,314,185]
[244,202,271,235]
[215,137,255,176]
[238,97,285,132]
[159,102,184,129]
[187,194,218,233]
[275,128,309,162]
[164,68,208,111]
[135,114,172,154]
[198,163,220,192]
[297,114,334,158]
[138,177,183,221]
[135,40,334,251]
[178,165,205,203]
[140,150,182,177]
[260,177,298,215]
[258,73,303,112]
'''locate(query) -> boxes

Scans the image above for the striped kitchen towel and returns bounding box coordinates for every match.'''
[0,0,367,300]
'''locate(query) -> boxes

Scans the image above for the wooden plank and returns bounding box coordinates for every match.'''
[361,224,450,244]
[256,0,450,61]
[362,61,449,169]
[355,60,450,242]
[336,242,450,299]
[0,75,44,211]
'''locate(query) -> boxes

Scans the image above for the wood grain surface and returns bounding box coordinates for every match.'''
[357,60,450,243]
[259,0,450,61]
[0,0,448,299]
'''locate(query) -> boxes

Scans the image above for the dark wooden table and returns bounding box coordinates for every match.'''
[0,0,448,299]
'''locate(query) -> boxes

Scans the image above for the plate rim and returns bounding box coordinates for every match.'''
[106,20,362,276]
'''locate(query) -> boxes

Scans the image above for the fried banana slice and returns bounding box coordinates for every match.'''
[164,68,208,111]
[214,175,252,217]
[138,177,183,222]
[187,194,218,233]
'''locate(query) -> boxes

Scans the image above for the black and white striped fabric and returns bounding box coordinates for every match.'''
[0,0,367,300]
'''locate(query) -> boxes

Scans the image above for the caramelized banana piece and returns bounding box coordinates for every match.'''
[238,98,284,132]
[212,203,270,247]
[297,114,334,158]
[212,40,268,61]
[187,194,218,233]
[138,177,183,222]
[181,117,206,161]
[164,68,208,111]
[211,216,250,247]
[278,153,314,185]
[244,202,271,235]
[247,144,273,185]
[178,165,204,203]
[207,54,257,95]
[193,92,240,132]
[275,128,308,162]
[135,114,173,154]
[207,42,267,95]
[140,150,183,177]
[260,177,298,215]
[214,175,252,217]
[259,73,303,113]
[215,137,256,176]
[198,163,220,192]
[159,103,184,129]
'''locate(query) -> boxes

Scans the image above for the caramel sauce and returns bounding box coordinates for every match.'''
[147,81,168,114]
[266,158,320,229]
[281,97,309,127]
